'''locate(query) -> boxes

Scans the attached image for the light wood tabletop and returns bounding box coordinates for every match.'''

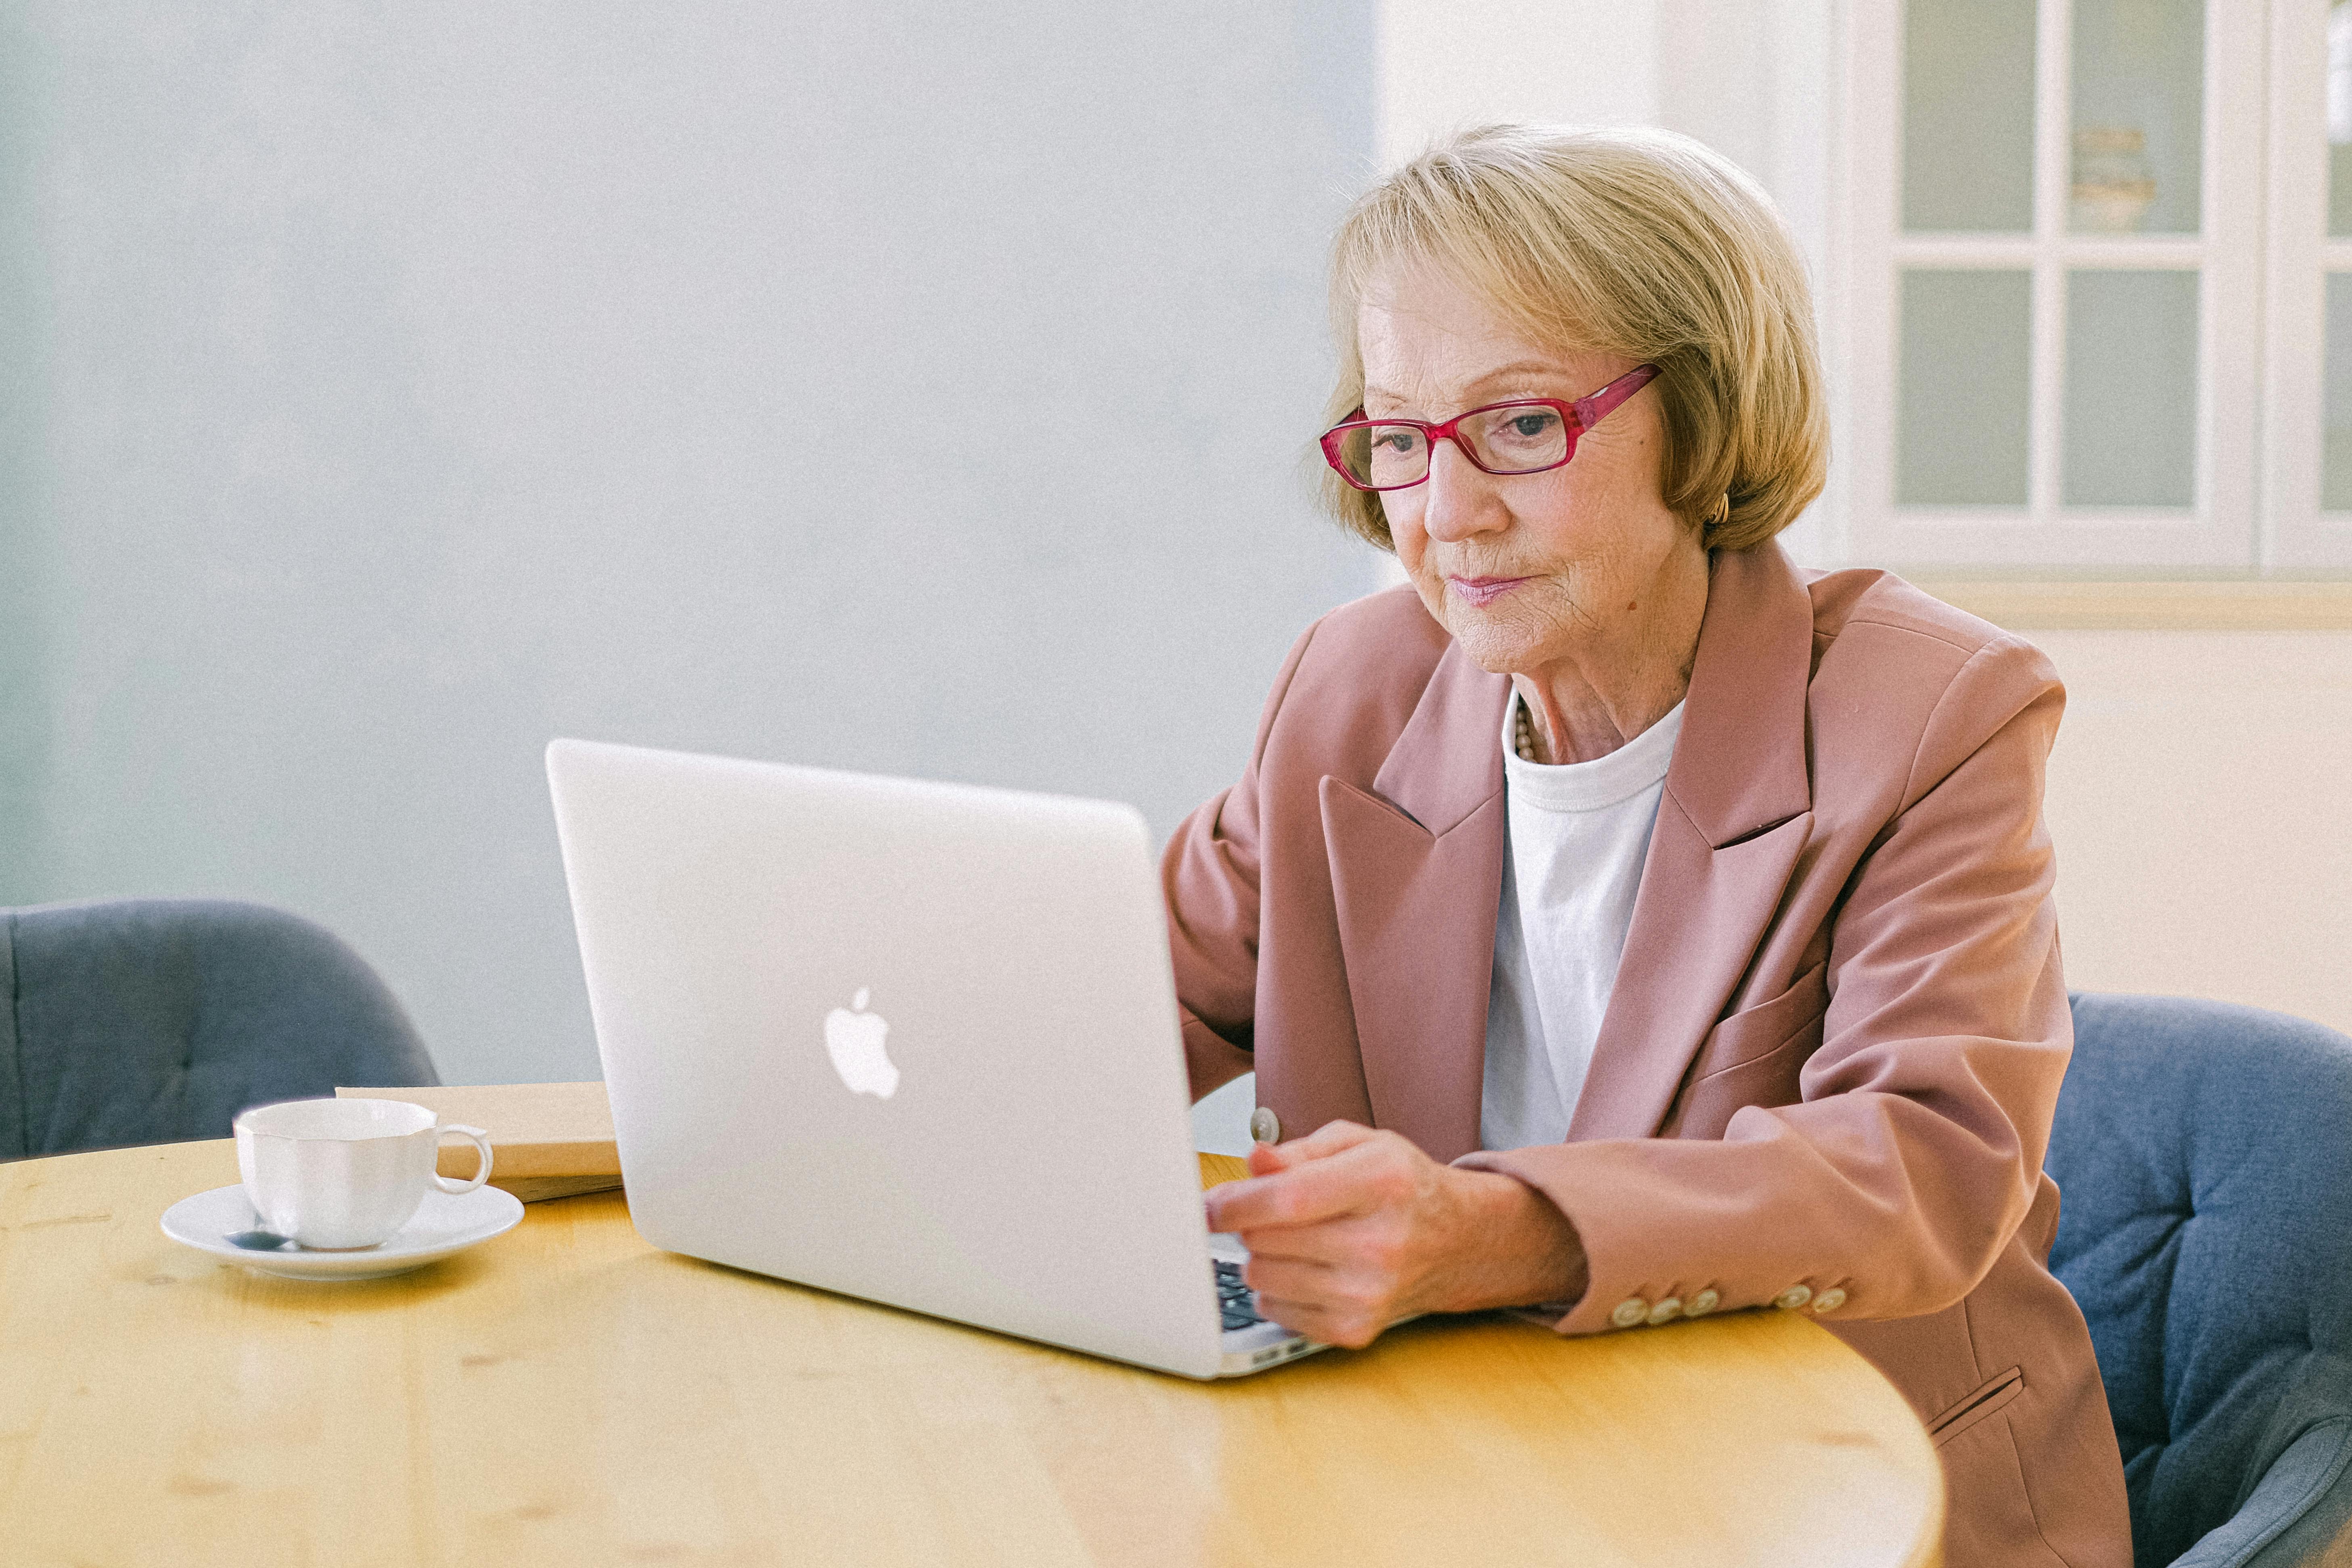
[2,1140,1943,1568]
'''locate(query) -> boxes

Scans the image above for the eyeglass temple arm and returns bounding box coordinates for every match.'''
[1571,364,1661,429]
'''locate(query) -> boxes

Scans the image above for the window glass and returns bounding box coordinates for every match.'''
[2329,3,2352,234]
[2321,274,2352,509]
[1903,0,2037,232]
[2062,270,2199,507]
[2070,0,2205,235]
[1897,270,2033,505]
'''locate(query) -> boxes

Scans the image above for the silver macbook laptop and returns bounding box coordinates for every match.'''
[544,737,1321,1379]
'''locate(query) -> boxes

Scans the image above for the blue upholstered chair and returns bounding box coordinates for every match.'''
[0,899,439,1158]
[2052,993,2352,1568]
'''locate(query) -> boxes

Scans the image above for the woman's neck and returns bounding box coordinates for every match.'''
[1511,550,1710,766]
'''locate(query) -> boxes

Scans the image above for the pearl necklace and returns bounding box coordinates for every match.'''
[1512,697,1544,764]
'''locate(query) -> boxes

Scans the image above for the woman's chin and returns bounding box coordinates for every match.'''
[1440,611,1544,676]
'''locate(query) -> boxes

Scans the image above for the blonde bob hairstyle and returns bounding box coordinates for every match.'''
[1321,124,1828,554]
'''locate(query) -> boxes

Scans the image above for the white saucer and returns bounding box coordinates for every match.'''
[160,1183,525,1280]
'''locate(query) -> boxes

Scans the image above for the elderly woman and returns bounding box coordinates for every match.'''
[1174,126,2130,1568]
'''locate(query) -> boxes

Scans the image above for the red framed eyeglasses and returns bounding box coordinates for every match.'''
[1318,363,1661,492]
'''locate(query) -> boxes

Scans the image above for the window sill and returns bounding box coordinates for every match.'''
[1906,580,2352,632]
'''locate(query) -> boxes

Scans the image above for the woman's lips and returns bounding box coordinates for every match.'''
[1446,575,1533,608]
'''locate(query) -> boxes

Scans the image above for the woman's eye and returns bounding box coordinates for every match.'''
[1373,428,1421,454]
[1505,412,1558,440]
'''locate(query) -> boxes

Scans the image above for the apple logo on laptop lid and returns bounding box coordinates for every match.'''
[824,988,900,1099]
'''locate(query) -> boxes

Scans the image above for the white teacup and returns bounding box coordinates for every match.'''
[234,1097,494,1250]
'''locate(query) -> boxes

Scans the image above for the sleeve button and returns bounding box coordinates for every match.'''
[1773,1285,1813,1311]
[1685,1289,1720,1317]
[1645,1297,1682,1326]
[1811,1287,1847,1314]
[1610,1297,1650,1329]
[1248,1107,1281,1144]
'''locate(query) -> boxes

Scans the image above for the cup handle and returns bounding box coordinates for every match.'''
[433,1124,495,1195]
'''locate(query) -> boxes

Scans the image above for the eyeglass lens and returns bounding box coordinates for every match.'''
[1331,404,1571,488]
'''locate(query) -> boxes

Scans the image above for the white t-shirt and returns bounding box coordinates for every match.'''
[1478,690,1684,1151]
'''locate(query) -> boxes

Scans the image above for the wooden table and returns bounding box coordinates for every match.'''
[1,1141,1943,1567]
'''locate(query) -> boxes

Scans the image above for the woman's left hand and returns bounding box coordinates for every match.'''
[1200,1120,1590,1348]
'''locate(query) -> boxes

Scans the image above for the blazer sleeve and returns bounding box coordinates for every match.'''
[1160,618,1321,1103]
[1458,634,2070,1333]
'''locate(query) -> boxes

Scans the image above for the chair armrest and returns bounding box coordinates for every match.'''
[2174,1418,2352,1568]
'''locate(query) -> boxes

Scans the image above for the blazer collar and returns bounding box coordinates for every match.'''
[1664,543,1815,848]
[1319,639,1510,1161]
[1370,640,1508,835]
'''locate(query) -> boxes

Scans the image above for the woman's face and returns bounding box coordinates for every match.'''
[1357,266,1698,677]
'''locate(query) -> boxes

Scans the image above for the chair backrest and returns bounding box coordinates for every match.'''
[0,899,439,1158]
[2051,992,2352,1566]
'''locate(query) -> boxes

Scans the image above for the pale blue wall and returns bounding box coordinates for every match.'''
[0,1,1378,1094]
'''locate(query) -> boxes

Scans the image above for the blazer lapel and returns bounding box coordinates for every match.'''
[1567,544,1818,1141]
[1321,641,1509,1163]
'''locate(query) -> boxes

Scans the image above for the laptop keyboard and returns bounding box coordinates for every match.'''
[1214,1259,1266,1331]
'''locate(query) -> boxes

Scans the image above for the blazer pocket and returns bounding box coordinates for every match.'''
[1927,1365,2025,1449]
[1663,963,1830,1139]
[1691,960,1831,1081]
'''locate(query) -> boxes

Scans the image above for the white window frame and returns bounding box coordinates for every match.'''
[1842,0,2270,572]
[2261,0,2352,570]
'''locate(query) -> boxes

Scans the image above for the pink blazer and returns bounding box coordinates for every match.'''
[1163,544,2131,1568]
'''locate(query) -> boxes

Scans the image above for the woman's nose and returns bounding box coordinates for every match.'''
[1418,439,1507,544]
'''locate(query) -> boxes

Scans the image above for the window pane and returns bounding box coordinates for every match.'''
[2070,0,2205,234]
[1903,0,2036,232]
[2322,274,2352,509]
[1897,270,2032,506]
[2329,3,2352,234]
[2062,270,2198,507]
